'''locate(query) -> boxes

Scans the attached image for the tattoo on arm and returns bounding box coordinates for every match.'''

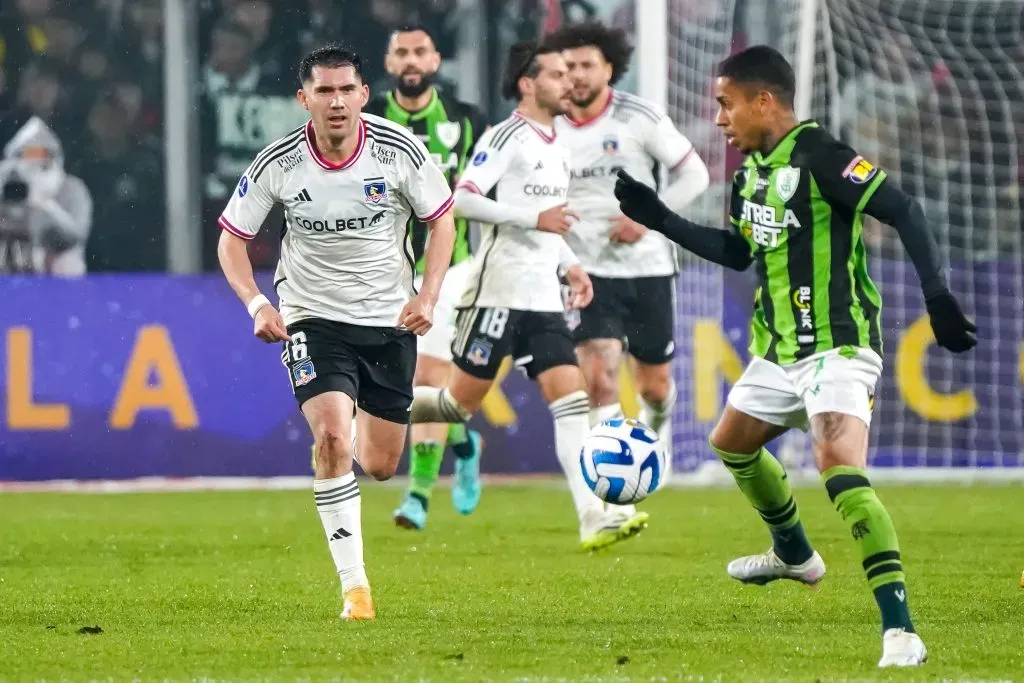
[811,411,848,444]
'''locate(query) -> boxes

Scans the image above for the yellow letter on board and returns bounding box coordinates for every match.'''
[6,327,71,430]
[109,325,199,429]
[895,315,977,421]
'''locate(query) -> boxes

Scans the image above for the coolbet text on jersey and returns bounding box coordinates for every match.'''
[456,112,572,312]
[218,113,454,328]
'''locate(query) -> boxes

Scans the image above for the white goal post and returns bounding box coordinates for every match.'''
[636,0,1024,484]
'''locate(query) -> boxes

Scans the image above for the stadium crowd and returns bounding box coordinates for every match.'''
[0,0,1017,274]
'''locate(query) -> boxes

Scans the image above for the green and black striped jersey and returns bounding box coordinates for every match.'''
[366,89,488,273]
[730,121,886,365]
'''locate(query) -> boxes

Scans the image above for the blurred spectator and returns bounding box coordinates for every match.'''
[227,0,295,88]
[0,116,92,275]
[0,58,71,145]
[0,0,52,77]
[109,0,164,108]
[72,91,164,272]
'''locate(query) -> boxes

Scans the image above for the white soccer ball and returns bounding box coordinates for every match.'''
[579,417,668,504]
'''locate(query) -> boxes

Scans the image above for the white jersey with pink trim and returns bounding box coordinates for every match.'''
[218,113,453,327]
[555,90,695,278]
[455,112,573,312]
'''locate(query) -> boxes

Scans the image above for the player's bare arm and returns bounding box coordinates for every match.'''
[613,170,752,271]
[217,230,290,343]
[399,207,456,335]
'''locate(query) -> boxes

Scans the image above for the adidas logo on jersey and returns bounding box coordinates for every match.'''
[295,188,312,202]
[330,527,351,540]
[535,161,544,170]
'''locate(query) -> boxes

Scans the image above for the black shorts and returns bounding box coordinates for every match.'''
[572,275,676,365]
[451,307,578,380]
[281,318,416,423]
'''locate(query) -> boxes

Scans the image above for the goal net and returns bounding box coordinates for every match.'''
[661,0,1024,482]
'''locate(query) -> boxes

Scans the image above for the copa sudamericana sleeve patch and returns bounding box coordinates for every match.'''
[841,155,878,185]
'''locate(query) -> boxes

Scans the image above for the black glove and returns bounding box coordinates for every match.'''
[924,290,977,353]
[614,170,670,230]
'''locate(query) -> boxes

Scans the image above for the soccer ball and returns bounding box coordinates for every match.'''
[579,418,668,504]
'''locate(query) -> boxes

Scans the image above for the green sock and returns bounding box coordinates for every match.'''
[823,466,914,634]
[710,441,814,565]
[408,441,444,506]
[447,423,475,459]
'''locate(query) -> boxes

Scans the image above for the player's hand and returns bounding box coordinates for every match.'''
[536,203,580,235]
[254,305,291,343]
[614,170,670,231]
[564,264,593,310]
[398,293,435,336]
[608,214,649,244]
[925,290,977,353]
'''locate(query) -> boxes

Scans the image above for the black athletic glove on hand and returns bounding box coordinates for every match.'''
[924,290,977,353]
[614,170,670,230]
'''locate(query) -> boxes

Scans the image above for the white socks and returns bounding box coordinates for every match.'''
[590,402,623,427]
[550,390,604,522]
[314,472,367,593]
[410,386,471,424]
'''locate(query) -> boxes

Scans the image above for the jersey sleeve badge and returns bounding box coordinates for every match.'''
[842,155,878,184]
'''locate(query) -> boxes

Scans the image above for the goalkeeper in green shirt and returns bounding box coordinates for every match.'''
[366,25,489,530]
[614,45,976,668]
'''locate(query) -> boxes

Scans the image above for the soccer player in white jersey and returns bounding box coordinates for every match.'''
[410,40,648,550]
[548,21,711,458]
[216,45,456,621]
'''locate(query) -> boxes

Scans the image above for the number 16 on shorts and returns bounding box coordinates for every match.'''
[281,331,317,390]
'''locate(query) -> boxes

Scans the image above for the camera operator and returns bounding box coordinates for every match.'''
[0,116,92,275]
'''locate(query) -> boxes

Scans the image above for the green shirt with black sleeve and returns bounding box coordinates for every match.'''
[366,88,488,273]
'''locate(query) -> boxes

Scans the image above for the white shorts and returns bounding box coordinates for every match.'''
[414,260,471,362]
[726,347,883,432]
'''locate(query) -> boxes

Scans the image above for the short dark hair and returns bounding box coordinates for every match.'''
[299,44,364,84]
[716,45,796,109]
[544,20,633,86]
[389,24,438,49]
[501,40,561,101]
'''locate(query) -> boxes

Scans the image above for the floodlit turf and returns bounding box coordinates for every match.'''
[0,482,1020,681]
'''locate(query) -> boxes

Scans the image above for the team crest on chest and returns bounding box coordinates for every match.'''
[602,135,619,154]
[434,121,462,149]
[363,179,388,204]
[774,166,800,203]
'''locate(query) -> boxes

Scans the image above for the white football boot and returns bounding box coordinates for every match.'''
[726,548,826,586]
[878,628,927,667]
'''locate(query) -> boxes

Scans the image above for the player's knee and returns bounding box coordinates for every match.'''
[362,459,398,482]
[314,424,352,465]
[637,371,673,404]
[580,357,618,404]
[708,419,746,457]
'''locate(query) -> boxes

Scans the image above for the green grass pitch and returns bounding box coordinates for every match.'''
[0,482,1020,681]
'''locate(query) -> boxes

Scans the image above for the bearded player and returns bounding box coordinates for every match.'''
[548,21,710,461]
[615,46,976,666]
[366,25,489,530]
[411,40,648,550]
